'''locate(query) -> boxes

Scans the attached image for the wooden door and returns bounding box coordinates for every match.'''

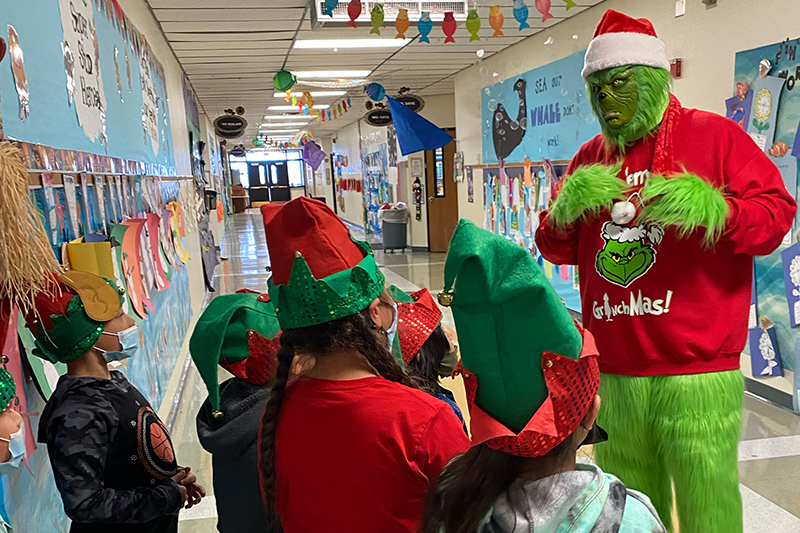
[425,130,458,252]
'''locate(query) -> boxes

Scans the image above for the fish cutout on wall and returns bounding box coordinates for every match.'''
[322,0,339,17]
[442,11,457,44]
[535,0,554,22]
[513,0,531,30]
[562,0,577,9]
[489,6,504,37]
[395,8,410,38]
[347,0,362,27]
[466,8,481,41]
[418,11,432,43]
[370,4,384,35]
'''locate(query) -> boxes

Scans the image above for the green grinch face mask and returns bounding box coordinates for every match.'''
[589,67,639,129]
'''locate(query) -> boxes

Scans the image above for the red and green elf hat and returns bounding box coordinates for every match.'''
[396,288,442,365]
[24,271,125,364]
[439,220,600,457]
[189,290,281,418]
[264,197,385,330]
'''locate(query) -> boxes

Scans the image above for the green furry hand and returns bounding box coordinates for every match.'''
[548,163,625,228]
[640,173,729,246]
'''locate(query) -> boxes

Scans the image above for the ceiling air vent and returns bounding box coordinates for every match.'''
[313,0,469,24]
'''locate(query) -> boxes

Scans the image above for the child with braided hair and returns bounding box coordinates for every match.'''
[258,198,469,533]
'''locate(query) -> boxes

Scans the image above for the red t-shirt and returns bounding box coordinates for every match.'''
[274,376,470,533]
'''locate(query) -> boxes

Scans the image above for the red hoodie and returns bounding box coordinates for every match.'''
[535,96,796,377]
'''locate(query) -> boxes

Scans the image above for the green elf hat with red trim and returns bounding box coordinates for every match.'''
[189,290,281,418]
[439,220,600,457]
[264,197,385,330]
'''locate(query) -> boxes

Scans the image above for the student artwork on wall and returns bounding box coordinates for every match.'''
[481,50,600,164]
[735,38,800,406]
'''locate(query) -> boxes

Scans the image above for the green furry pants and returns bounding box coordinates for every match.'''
[594,370,743,533]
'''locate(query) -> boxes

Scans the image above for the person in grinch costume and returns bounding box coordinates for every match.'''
[535,10,797,533]
[425,220,665,533]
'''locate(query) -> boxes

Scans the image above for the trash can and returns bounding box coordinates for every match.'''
[381,208,408,252]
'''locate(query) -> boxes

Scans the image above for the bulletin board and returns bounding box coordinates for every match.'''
[734,39,800,411]
[0,0,175,170]
[362,134,390,234]
[481,50,600,164]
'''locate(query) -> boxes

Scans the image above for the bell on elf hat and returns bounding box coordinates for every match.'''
[396,288,442,365]
[264,197,385,330]
[189,290,281,419]
[439,220,601,457]
[582,9,670,79]
[24,271,125,364]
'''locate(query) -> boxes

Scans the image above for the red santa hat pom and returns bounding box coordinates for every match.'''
[582,9,670,79]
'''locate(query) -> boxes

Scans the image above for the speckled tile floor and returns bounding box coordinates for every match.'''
[174,211,800,532]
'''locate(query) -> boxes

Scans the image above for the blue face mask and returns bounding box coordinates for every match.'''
[97,325,140,363]
[0,424,26,476]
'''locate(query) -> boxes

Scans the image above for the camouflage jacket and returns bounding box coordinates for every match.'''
[38,371,181,533]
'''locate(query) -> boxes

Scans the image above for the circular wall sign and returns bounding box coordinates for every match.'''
[214,115,248,139]
[395,94,425,113]
[365,109,393,127]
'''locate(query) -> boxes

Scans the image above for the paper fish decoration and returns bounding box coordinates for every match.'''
[535,0,554,21]
[342,100,348,111]
[513,0,531,30]
[562,0,577,9]
[442,12,456,44]
[322,0,338,16]
[395,8,410,39]
[769,141,790,157]
[338,103,343,115]
[489,6,504,37]
[418,11,433,43]
[364,82,385,101]
[466,9,481,41]
[347,0,362,27]
[302,91,314,108]
[370,4,384,35]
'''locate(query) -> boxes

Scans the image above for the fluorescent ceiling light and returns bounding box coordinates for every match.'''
[294,39,410,49]
[260,122,311,127]
[260,129,301,134]
[273,91,347,98]
[293,71,371,79]
[268,105,330,110]
[262,115,313,120]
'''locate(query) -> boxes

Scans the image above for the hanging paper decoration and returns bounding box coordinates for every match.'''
[418,11,432,44]
[273,69,296,92]
[322,0,339,16]
[442,11,457,43]
[337,103,343,115]
[562,0,577,9]
[347,97,352,108]
[322,111,326,122]
[749,316,784,377]
[370,4,384,35]
[304,106,310,116]
[297,79,369,88]
[364,82,386,101]
[284,89,292,103]
[535,0,554,22]
[466,9,481,41]
[303,141,327,170]
[302,91,315,108]
[7,26,30,120]
[489,6,505,37]
[513,0,531,30]
[291,96,298,106]
[253,138,265,147]
[333,108,338,119]
[395,8,410,39]
[347,0,362,27]
[342,100,348,112]
[387,96,453,155]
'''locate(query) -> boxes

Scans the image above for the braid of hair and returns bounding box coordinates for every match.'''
[258,338,294,527]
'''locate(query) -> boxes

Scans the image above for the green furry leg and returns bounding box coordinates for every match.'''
[595,374,674,531]
[640,173,729,247]
[547,163,625,228]
[654,370,744,533]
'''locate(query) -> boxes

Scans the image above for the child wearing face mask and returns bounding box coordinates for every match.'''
[27,270,205,533]
[0,368,25,476]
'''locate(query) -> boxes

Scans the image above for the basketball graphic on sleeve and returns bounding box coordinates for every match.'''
[137,407,178,479]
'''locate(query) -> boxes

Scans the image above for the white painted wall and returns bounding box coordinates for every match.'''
[118,0,192,177]
[332,121,365,226]
[454,0,799,398]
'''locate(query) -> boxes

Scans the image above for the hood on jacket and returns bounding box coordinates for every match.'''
[38,372,127,445]
[196,378,271,458]
[480,464,666,533]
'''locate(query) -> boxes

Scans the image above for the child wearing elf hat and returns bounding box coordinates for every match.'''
[191,290,281,533]
[424,220,666,533]
[29,270,204,533]
[258,197,470,532]
[391,286,465,426]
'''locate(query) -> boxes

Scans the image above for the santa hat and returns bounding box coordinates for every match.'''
[189,290,281,418]
[264,197,385,330]
[582,9,670,79]
[439,220,600,457]
[396,288,443,365]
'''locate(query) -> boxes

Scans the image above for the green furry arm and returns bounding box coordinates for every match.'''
[548,163,625,228]
[640,173,729,246]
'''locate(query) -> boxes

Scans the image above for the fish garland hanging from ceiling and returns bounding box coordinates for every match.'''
[322,0,339,17]
[418,11,432,43]
[370,4,384,35]
[347,0,362,27]
[489,6,504,37]
[466,9,481,41]
[513,0,531,30]
[395,8,409,39]
[442,12,456,43]
[535,0,554,22]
